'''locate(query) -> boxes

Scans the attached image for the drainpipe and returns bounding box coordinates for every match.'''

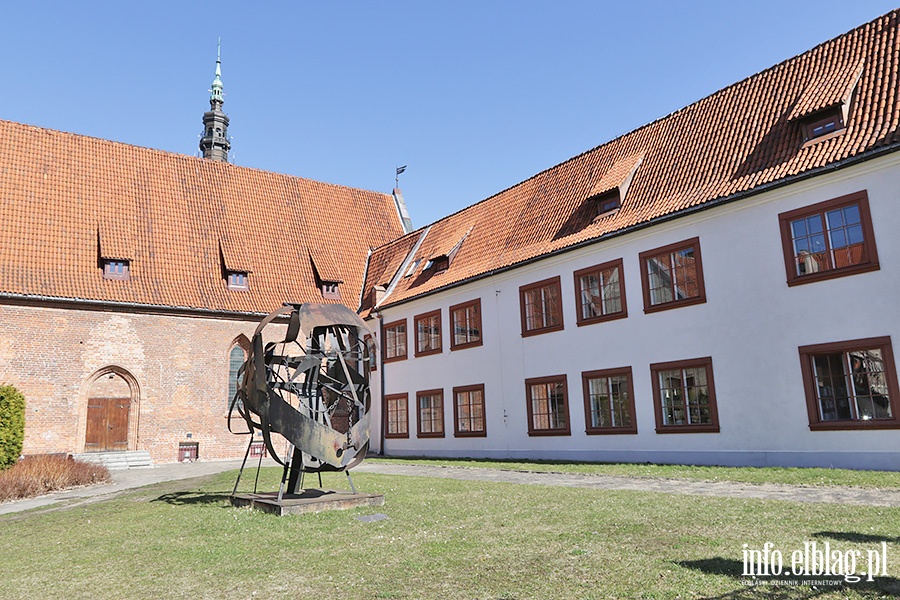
[375,311,386,456]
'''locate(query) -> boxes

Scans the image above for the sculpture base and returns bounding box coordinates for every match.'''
[230,489,384,516]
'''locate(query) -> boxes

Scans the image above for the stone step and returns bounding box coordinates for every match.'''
[72,450,153,470]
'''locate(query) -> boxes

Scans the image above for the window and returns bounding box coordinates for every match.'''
[803,107,844,142]
[519,276,564,337]
[227,344,246,411]
[321,282,340,300]
[226,270,249,290]
[798,337,900,431]
[385,393,409,438]
[416,389,445,437]
[414,309,442,357]
[778,191,879,286]
[453,384,486,437]
[450,299,482,350]
[651,357,719,433]
[639,237,706,313]
[364,334,377,371]
[102,260,130,280]
[404,259,421,278]
[383,319,407,363]
[594,190,621,216]
[574,259,627,326]
[525,375,571,436]
[581,367,637,434]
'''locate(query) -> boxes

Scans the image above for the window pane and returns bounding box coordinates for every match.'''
[826,208,844,229]
[658,369,684,425]
[580,274,601,319]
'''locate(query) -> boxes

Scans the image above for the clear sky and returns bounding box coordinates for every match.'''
[1,1,897,228]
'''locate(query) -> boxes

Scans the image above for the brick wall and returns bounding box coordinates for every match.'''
[0,302,289,463]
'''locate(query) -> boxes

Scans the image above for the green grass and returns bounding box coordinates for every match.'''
[1,467,899,599]
[367,456,900,489]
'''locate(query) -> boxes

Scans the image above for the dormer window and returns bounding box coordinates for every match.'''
[227,271,248,290]
[404,259,421,278]
[321,282,340,300]
[102,259,130,280]
[803,107,844,141]
[595,190,621,216]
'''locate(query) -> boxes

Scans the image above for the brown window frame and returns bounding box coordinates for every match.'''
[650,357,720,434]
[414,309,443,357]
[102,259,130,280]
[802,107,845,142]
[525,375,571,436]
[778,191,879,287]
[581,367,637,435]
[363,334,377,372]
[450,298,483,351]
[453,384,487,437]
[519,276,564,337]
[573,258,627,326]
[382,319,407,363]
[384,393,409,439]
[798,336,900,431]
[321,282,341,300]
[639,237,706,314]
[226,270,249,290]
[416,389,445,438]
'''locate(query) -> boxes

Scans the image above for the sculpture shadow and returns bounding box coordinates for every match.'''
[153,491,232,506]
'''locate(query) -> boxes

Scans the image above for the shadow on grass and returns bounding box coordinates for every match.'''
[812,530,900,544]
[153,491,232,506]
[678,557,900,599]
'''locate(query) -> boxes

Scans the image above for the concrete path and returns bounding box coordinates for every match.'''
[353,463,900,508]
[3,459,899,516]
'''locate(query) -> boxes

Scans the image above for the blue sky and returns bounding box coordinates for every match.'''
[1,1,897,227]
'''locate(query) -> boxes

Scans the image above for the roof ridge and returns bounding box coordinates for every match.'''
[0,118,394,199]
[402,8,899,231]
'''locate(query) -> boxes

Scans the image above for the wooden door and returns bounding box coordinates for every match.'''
[85,398,130,452]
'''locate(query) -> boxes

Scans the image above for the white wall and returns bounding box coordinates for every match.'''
[370,153,900,470]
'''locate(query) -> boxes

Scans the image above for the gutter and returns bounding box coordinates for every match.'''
[0,292,284,322]
[375,141,900,310]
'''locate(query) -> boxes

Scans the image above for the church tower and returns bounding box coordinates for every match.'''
[199,42,231,162]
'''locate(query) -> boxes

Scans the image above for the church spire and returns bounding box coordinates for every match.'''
[199,39,231,162]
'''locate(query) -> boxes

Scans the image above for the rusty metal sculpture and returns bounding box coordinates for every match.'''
[229,303,372,499]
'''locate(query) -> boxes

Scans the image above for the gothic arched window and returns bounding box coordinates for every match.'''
[228,344,247,410]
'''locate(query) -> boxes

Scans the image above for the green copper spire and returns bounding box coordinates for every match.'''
[210,39,224,105]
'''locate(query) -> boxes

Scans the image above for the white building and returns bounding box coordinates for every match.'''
[360,10,900,470]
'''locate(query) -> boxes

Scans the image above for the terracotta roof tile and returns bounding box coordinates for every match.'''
[366,9,900,309]
[0,121,404,314]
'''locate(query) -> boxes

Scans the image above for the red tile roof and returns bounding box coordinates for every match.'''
[0,120,404,315]
[364,9,900,311]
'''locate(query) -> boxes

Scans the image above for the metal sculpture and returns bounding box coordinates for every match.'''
[229,302,373,497]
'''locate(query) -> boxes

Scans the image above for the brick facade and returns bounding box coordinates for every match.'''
[0,301,288,463]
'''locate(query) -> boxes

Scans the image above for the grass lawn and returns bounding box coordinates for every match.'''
[1,467,899,599]
[367,456,900,489]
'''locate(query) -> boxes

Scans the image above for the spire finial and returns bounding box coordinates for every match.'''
[210,39,224,104]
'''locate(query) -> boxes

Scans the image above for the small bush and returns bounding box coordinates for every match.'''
[0,385,26,470]
[0,455,111,503]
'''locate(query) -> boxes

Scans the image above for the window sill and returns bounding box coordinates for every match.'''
[655,424,720,434]
[527,428,572,437]
[383,355,408,364]
[800,128,846,149]
[414,348,443,358]
[786,261,880,287]
[454,430,487,438]
[416,432,446,438]
[808,420,900,431]
[644,295,706,314]
[576,310,628,327]
[585,426,638,435]
[384,433,409,439]
[450,339,484,351]
[521,323,565,338]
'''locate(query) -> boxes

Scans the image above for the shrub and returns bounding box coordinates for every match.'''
[0,385,26,470]
[0,455,111,503]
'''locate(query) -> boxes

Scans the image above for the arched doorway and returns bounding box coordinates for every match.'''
[84,368,139,452]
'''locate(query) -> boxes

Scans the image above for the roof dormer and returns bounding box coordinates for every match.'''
[586,153,644,218]
[788,61,863,143]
